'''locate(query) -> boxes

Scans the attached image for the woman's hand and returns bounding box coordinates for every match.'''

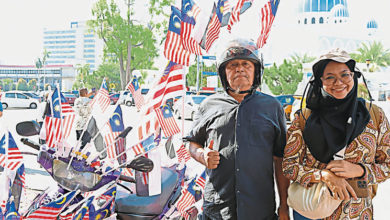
[326,160,364,179]
[321,169,357,200]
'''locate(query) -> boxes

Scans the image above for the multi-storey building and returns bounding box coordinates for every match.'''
[43,21,103,71]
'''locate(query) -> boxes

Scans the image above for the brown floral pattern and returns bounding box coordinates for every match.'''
[282,106,390,219]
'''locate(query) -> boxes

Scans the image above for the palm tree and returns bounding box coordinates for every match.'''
[42,49,51,90]
[35,58,43,90]
[76,64,91,87]
[350,41,390,72]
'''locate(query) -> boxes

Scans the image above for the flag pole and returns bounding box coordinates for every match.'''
[182,67,187,138]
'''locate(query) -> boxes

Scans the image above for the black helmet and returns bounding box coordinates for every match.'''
[217,38,263,93]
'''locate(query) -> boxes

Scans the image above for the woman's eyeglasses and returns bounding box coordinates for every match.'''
[321,72,353,86]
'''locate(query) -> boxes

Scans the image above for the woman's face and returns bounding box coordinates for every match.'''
[321,61,354,99]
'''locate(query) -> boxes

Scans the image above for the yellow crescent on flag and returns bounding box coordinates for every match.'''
[56,196,67,205]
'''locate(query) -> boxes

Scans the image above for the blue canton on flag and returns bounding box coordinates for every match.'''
[109,105,124,132]
[142,135,156,152]
[271,0,280,16]
[154,105,180,138]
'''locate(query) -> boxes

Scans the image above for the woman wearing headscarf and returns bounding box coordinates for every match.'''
[282,48,390,220]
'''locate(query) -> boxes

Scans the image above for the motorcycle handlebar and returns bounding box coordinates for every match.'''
[20,138,41,151]
[119,175,136,183]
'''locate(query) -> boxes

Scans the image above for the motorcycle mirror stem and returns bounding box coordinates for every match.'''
[20,138,41,151]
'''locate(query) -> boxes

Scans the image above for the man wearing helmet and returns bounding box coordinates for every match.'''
[185,39,290,220]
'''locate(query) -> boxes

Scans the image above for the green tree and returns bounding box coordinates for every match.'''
[290,52,316,65]
[17,78,28,91]
[88,0,173,90]
[263,59,303,95]
[28,79,38,91]
[76,62,121,91]
[73,64,91,89]
[350,41,390,72]
[1,79,14,91]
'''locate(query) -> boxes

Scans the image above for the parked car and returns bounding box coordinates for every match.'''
[109,93,120,105]
[63,93,77,105]
[1,91,39,109]
[124,94,134,106]
[173,95,207,120]
[22,92,42,102]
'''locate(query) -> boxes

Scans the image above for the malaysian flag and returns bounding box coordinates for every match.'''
[154,105,180,137]
[126,76,144,110]
[4,196,20,220]
[221,0,253,26]
[181,0,203,55]
[201,0,224,52]
[89,196,115,220]
[226,0,254,32]
[25,190,78,219]
[137,61,185,140]
[130,134,156,157]
[90,78,110,113]
[196,170,206,189]
[3,132,23,171]
[0,134,6,168]
[103,105,124,161]
[177,178,197,219]
[164,6,191,66]
[256,0,280,49]
[45,88,75,149]
[176,144,191,163]
[72,196,94,220]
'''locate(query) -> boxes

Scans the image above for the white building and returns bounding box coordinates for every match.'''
[43,21,104,71]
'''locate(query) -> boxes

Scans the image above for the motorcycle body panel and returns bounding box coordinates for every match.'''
[116,167,180,217]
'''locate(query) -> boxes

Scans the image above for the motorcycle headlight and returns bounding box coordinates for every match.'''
[52,159,102,192]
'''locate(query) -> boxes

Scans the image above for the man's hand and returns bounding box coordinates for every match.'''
[326,160,364,179]
[203,140,220,169]
[277,204,290,220]
[188,140,220,169]
[321,169,357,200]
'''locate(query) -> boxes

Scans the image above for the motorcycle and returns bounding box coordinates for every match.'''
[15,120,190,220]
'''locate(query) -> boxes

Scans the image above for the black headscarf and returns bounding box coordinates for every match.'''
[303,60,370,163]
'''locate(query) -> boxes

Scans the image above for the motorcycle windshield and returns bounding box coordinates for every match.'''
[52,159,102,192]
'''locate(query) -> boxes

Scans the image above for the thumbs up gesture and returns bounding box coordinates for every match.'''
[203,140,220,169]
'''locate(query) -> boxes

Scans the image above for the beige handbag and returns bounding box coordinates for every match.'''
[287,181,342,219]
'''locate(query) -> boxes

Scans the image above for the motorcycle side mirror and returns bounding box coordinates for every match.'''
[16,121,41,136]
[126,156,154,173]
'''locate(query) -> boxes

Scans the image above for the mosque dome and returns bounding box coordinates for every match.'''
[331,4,349,17]
[298,0,348,13]
[366,19,378,29]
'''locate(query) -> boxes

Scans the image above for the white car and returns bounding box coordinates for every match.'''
[173,95,207,120]
[1,91,39,109]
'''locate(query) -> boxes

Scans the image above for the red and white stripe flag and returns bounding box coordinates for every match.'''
[89,78,110,113]
[137,61,185,141]
[126,77,144,110]
[256,0,279,49]
[181,0,203,55]
[176,144,191,163]
[4,132,23,171]
[44,88,75,149]
[227,0,246,32]
[164,6,191,66]
[154,105,180,138]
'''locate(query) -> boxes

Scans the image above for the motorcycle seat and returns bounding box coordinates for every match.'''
[115,167,179,216]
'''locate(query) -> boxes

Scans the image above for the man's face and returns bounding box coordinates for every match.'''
[225,59,255,92]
